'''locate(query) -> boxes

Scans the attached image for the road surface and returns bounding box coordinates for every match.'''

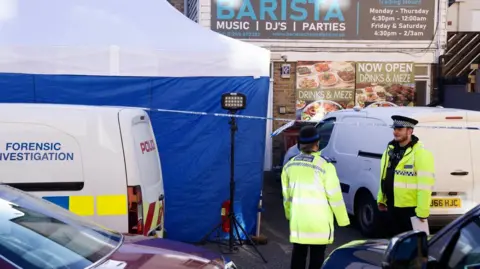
[205,174,367,269]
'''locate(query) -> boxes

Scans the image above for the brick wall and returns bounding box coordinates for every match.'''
[168,0,184,13]
[272,62,297,166]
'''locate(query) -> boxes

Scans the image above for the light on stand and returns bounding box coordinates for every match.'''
[221,92,246,111]
[200,92,267,263]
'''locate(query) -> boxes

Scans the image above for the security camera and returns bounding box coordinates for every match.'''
[281,54,288,62]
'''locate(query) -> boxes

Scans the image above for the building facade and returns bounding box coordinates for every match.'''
[182,0,449,167]
[167,0,187,14]
[447,0,480,32]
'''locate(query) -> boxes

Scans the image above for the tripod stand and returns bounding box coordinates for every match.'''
[200,112,267,263]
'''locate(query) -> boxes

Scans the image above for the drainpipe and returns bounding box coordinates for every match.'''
[429,55,446,107]
[438,55,446,105]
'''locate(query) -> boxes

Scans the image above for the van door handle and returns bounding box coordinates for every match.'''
[451,171,469,176]
[158,194,164,201]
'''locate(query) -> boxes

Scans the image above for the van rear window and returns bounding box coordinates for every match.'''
[316,118,336,150]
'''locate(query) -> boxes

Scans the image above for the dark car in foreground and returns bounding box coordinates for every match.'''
[322,205,480,269]
[0,184,236,269]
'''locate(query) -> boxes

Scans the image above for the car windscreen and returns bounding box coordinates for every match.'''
[0,184,122,269]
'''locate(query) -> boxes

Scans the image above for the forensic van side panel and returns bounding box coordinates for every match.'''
[0,104,155,233]
[0,124,83,185]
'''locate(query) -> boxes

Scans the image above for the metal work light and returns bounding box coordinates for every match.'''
[201,91,267,263]
[221,93,246,111]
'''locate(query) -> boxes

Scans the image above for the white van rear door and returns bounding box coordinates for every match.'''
[414,111,474,214]
[118,109,164,237]
[467,111,480,206]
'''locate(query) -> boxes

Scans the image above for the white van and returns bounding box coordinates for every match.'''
[284,106,480,237]
[0,103,165,238]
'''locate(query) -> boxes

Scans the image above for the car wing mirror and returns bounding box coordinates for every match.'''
[382,230,428,269]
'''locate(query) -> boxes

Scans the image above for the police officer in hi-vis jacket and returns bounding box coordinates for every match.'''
[282,125,350,269]
[377,115,435,235]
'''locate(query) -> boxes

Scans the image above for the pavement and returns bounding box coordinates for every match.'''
[203,173,367,269]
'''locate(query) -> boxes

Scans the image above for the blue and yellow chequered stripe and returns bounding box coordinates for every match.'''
[43,195,127,216]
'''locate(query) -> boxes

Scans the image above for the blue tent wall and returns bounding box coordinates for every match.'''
[0,73,269,243]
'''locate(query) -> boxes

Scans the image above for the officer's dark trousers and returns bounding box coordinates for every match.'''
[387,202,416,236]
[291,243,326,269]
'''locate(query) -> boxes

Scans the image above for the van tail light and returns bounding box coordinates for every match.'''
[127,186,144,235]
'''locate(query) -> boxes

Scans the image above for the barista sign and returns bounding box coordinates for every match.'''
[211,0,350,39]
[210,0,436,40]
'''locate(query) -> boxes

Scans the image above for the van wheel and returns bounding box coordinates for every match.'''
[355,191,382,238]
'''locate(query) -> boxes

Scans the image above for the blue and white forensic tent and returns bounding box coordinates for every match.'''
[0,0,271,242]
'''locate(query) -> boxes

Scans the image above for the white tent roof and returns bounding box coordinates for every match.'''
[0,0,270,77]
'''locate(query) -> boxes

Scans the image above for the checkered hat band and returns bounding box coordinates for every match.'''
[392,120,415,128]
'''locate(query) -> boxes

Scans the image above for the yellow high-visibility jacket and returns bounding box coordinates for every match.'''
[281,151,350,245]
[377,140,435,218]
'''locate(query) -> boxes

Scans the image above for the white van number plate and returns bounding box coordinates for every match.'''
[430,198,461,208]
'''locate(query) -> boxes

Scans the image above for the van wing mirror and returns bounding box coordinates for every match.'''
[382,231,428,269]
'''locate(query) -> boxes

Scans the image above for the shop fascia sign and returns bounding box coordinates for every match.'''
[210,0,435,41]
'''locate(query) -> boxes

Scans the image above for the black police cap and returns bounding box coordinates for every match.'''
[391,115,418,129]
[298,125,320,144]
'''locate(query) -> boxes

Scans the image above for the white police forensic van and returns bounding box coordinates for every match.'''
[284,106,480,237]
[0,103,165,238]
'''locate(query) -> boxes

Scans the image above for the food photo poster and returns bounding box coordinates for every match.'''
[355,62,416,108]
[296,61,356,121]
[295,61,416,121]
